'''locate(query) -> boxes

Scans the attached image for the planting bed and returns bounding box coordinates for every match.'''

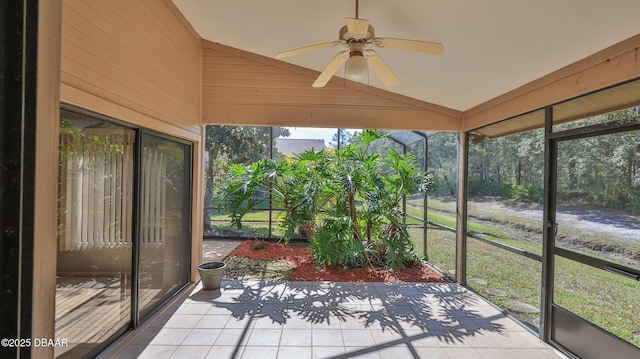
[225,240,446,283]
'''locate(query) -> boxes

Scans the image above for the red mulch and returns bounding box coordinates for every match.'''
[228,240,446,283]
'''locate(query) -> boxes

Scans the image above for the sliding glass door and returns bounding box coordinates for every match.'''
[137,132,192,320]
[56,109,192,357]
[56,111,135,357]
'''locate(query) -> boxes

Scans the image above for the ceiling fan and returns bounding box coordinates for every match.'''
[275,0,444,88]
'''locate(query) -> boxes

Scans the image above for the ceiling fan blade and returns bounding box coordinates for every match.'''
[312,51,349,87]
[345,18,370,38]
[373,38,444,55]
[275,41,342,59]
[364,50,399,87]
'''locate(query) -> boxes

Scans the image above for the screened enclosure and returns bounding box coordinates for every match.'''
[465,79,640,357]
[202,78,640,358]
[203,127,457,270]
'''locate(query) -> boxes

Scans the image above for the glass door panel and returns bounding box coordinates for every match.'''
[138,132,191,320]
[56,111,135,357]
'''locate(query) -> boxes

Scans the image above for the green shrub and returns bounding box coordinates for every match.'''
[512,183,544,203]
[311,217,363,268]
[221,130,433,270]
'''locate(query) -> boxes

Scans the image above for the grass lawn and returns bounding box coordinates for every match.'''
[554,256,640,346]
[466,238,542,328]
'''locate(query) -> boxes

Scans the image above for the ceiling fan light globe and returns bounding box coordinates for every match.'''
[345,55,368,81]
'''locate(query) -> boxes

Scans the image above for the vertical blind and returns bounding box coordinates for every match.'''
[59,129,134,250]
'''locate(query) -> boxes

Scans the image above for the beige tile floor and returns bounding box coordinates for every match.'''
[103,279,564,359]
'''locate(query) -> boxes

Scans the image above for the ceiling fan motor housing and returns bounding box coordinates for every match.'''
[339,24,375,42]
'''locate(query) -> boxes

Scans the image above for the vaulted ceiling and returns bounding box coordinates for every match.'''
[172,0,640,113]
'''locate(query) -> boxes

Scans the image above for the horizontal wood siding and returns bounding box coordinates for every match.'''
[202,41,462,131]
[205,103,460,131]
[60,0,203,284]
[61,0,202,138]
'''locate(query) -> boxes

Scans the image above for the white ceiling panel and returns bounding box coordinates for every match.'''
[173,0,640,111]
